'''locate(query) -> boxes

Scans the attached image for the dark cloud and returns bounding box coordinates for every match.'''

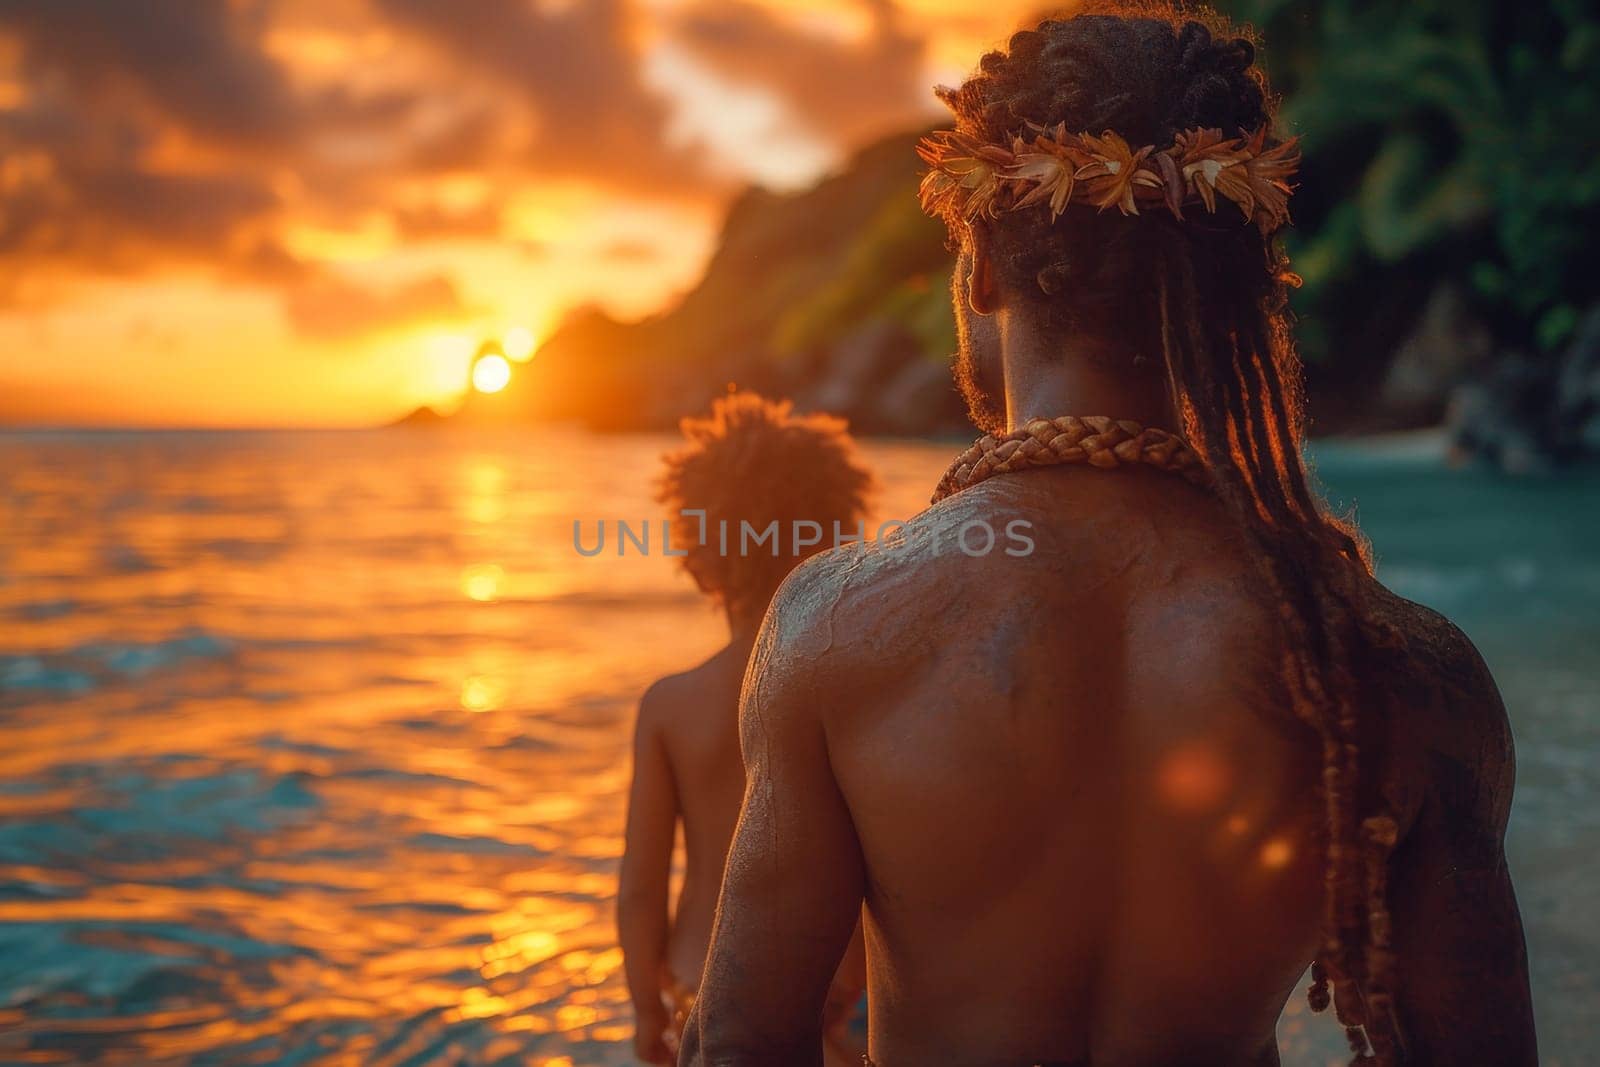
[372,0,705,190]
[0,0,717,301]
[309,83,425,133]
[0,0,931,331]
[669,0,929,146]
[0,99,282,283]
[60,168,276,248]
[402,108,513,175]
[0,0,299,147]
[283,272,471,339]
[0,2,302,300]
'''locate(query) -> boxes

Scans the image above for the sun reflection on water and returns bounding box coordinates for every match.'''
[0,430,739,1066]
[461,674,507,711]
[462,563,505,602]
[464,459,508,524]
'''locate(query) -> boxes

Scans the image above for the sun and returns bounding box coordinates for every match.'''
[472,353,512,394]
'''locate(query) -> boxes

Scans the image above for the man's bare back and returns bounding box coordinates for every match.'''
[680,12,1535,1060]
[686,464,1534,1065]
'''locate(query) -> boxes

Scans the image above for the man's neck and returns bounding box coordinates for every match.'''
[998,312,1173,433]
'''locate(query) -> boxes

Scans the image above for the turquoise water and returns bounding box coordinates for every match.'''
[1308,438,1600,1064]
[0,429,1594,1065]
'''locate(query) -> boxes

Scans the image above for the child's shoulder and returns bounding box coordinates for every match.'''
[638,668,695,720]
[636,650,737,733]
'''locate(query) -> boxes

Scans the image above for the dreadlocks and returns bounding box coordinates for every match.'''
[931,5,1407,1062]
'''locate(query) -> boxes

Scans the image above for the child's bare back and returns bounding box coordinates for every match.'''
[614,392,874,1063]
[626,644,749,993]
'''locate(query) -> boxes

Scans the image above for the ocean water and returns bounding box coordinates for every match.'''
[0,428,1594,1066]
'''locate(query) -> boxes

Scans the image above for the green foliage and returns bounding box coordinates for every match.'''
[761,0,1600,387]
[772,181,950,356]
[1225,0,1600,360]
[548,5,1600,435]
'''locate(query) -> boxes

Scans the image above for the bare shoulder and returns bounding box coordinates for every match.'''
[1362,578,1516,828]
[637,667,695,726]
[1368,583,1537,1063]
[748,474,1146,724]
[1367,581,1510,746]
[753,485,1037,678]
[637,649,740,736]
[740,541,894,711]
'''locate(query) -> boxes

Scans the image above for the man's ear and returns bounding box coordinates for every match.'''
[966,225,998,316]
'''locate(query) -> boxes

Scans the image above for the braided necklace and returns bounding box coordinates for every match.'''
[932,415,1209,504]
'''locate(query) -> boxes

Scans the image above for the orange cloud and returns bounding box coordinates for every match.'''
[283,272,473,340]
[0,0,1036,425]
[668,0,932,146]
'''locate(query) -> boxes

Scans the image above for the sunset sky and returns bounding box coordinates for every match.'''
[0,0,1047,427]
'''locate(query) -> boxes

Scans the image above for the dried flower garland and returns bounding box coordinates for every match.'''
[917,122,1301,234]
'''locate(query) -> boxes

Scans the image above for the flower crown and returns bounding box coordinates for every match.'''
[917,122,1301,234]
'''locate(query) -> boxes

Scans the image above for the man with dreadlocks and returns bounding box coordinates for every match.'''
[618,392,872,1064]
[680,6,1537,1066]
